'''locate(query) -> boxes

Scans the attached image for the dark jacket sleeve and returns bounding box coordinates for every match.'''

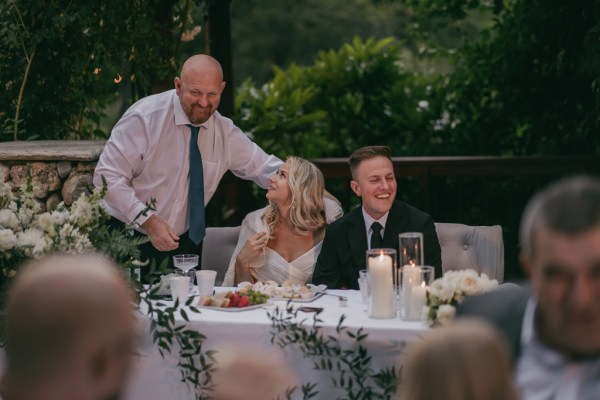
[457,287,530,362]
[312,224,344,288]
[422,215,443,279]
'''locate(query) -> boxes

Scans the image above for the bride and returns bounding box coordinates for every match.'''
[222,157,342,286]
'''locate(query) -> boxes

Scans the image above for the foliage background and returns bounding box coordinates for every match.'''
[2,0,599,278]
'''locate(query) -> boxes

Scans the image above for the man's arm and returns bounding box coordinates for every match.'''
[225,123,282,188]
[93,112,153,225]
[312,225,344,288]
[94,113,179,251]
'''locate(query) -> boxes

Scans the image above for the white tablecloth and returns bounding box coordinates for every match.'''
[125,289,429,400]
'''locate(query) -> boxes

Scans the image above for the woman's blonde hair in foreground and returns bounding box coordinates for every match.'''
[262,156,326,236]
[400,319,518,400]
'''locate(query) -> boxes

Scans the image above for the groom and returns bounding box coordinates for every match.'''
[312,146,442,289]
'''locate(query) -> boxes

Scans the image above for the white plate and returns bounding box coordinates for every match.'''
[198,304,264,312]
[270,291,326,303]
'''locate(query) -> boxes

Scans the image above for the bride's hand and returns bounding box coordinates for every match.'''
[237,232,269,268]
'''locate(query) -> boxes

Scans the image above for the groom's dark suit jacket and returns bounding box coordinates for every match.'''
[457,286,531,361]
[312,200,442,289]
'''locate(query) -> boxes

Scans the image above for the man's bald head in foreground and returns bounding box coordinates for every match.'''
[175,54,226,125]
[3,254,135,400]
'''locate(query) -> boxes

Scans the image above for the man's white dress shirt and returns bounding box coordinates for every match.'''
[517,299,600,400]
[362,207,389,250]
[94,89,282,236]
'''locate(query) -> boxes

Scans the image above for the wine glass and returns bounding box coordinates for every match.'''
[173,254,199,291]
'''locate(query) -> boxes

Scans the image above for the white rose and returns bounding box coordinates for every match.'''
[0,209,20,229]
[0,180,13,201]
[69,196,94,227]
[0,229,17,250]
[35,212,54,232]
[428,278,455,303]
[458,274,484,296]
[16,228,48,256]
[50,210,67,225]
[479,273,499,291]
[436,304,456,325]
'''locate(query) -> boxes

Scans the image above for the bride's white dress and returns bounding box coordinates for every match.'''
[222,198,342,286]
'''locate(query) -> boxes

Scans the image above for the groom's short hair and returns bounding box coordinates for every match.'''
[349,146,392,180]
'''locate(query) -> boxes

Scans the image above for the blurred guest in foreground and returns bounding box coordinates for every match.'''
[1,254,136,400]
[400,319,517,400]
[212,347,296,400]
[458,176,600,400]
[223,156,342,286]
[313,146,442,288]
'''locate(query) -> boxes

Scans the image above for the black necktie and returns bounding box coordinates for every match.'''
[187,125,205,245]
[370,221,383,249]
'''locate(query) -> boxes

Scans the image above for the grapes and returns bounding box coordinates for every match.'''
[245,289,269,305]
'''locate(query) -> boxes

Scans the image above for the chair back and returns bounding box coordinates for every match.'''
[435,223,504,282]
[202,223,505,285]
[201,226,241,286]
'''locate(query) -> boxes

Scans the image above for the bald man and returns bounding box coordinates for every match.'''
[94,55,282,268]
[1,254,135,400]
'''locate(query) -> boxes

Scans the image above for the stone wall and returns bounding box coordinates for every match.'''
[0,141,105,211]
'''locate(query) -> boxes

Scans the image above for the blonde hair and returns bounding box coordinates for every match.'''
[262,156,326,236]
[399,319,517,400]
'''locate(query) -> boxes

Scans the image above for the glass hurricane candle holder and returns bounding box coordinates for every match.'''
[366,248,397,319]
[400,265,434,321]
[399,232,424,267]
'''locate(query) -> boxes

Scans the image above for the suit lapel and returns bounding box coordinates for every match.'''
[346,207,368,271]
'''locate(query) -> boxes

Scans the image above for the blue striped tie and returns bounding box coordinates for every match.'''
[187,125,205,245]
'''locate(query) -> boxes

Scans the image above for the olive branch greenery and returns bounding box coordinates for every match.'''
[138,281,216,399]
[269,303,399,400]
[128,201,217,399]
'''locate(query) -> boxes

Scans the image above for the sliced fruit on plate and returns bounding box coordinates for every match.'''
[199,290,269,308]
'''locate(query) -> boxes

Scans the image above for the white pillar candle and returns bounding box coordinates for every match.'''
[401,265,423,320]
[408,282,427,320]
[368,253,395,318]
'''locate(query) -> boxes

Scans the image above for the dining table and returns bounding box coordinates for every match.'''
[124,288,430,400]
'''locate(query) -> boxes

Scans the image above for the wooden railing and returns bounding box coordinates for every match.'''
[211,156,600,280]
[313,156,600,213]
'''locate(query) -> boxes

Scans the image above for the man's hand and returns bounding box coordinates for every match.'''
[142,215,180,251]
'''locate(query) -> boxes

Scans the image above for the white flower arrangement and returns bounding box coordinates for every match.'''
[424,269,498,326]
[0,168,142,276]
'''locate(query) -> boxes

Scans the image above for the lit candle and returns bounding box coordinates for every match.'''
[368,252,395,318]
[408,282,427,320]
[401,264,423,320]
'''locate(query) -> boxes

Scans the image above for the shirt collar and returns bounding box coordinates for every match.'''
[172,91,215,130]
[362,207,390,232]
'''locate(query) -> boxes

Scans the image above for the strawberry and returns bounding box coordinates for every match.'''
[229,293,240,307]
[238,295,250,308]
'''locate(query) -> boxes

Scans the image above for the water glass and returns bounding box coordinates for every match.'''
[176,268,196,291]
[358,269,369,304]
[196,270,217,297]
[169,276,189,305]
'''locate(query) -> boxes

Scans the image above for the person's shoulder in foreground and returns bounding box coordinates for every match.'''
[457,285,530,359]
